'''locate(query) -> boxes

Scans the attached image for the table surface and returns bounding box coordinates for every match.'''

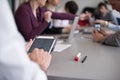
[47,30,120,80]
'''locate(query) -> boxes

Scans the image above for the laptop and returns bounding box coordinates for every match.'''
[48,76,93,80]
[57,16,79,41]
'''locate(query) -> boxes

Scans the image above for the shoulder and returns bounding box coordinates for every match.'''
[15,2,30,14]
[107,11,113,16]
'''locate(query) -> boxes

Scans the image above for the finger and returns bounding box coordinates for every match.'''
[93,29,98,33]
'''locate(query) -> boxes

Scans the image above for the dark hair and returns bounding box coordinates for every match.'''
[82,7,95,14]
[82,7,95,16]
[98,2,107,9]
[65,1,78,14]
[46,0,49,3]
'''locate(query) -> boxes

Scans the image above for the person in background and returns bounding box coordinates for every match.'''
[44,0,78,34]
[78,7,95,27]
[0,0,51,80]
[14,0,75,41]
[95,2,116,24]
[92,0,120,47]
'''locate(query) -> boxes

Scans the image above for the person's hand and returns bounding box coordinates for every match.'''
[44,11,52,23]
[25,39,33,52]
[62,25,72,33]
[76,24,81,30]
[29,48,52,72]
[92,30,105,42]
[98,28,108,36]
[79,13,88,20]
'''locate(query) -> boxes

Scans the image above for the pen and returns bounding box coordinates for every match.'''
[81,56,87,63]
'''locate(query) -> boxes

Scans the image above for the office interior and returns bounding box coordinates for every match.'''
[1,0,120,80]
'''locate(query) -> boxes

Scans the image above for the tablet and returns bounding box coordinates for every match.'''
[28,36,56,54]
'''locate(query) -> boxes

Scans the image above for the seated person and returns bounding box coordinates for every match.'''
[92,0,120,47]
[0,0,51,80]
[14,0,76,41]
[78,7,95,27]
[95,2,116,24]
[44,0,78,34]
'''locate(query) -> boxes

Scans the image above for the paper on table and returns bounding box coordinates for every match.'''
[56,40,64,44]
[54,44,72,52]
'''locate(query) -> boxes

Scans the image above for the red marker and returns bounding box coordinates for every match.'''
[74,52,81,61]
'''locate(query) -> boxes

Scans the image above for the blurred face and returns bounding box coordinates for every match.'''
[99,6,107,14]
[109,0,120,12]
[49,0,60,6]
[37,0,47,7]
[85,11,92,17]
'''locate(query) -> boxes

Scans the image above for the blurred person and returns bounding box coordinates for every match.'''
[0,0,52,80]
[92,0,120,47]
[14,0,75,41]
[95,2,116,24]
[78,7,95,27]
[44,0,78,34]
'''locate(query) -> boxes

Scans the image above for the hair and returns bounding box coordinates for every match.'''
[98,2,107,9]
[65,1,78,14]
[46,0,49,3]
[82,7,95,14]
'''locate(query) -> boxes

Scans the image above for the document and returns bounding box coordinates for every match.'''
[54,43,72,52]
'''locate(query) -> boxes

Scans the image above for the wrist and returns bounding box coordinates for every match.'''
[104,21,108,27]
[39,64,47,72]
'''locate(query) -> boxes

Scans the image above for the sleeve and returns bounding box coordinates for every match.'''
[0,1,47,80]
[109,12,116,23]
[101,31,120,47]
[107,23,120,32]
[15,6,49,41]
[0,38,48,80]
[51,12,76,20]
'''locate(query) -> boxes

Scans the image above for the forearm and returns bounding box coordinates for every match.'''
[107,23,120,32]
[101,31,120,47]
[26,21,49,40]
[52,12,76,20]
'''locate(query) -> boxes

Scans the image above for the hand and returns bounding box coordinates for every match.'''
[92,30,105,42]
[29,48,52,72]
[98,28,108,36]
[62,25,72,33]
[44,11,52,23]
[76,24,81,30]
[25,39,33,52]
[79,13,88,20]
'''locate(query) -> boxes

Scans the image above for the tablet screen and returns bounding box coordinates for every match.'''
[28,38,55,53]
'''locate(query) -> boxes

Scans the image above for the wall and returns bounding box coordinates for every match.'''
[56,0,103,14]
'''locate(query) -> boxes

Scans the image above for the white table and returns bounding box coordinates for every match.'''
[47,32,120,80]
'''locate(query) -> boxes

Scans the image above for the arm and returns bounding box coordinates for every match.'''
[108,12,117,24]
[15,6,49,41]
[51,12,76,20]
[107,23,120,32]
[0,1,47,80]
[102,31,120,47]
[95,20,120,32]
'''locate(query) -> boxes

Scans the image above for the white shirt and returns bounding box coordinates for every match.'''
[0,0,47,80]
[111,9,120,25]
[108,23,120,32]
[53,9,69,28]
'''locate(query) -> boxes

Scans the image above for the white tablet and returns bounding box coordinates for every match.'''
[28,36,56,54]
